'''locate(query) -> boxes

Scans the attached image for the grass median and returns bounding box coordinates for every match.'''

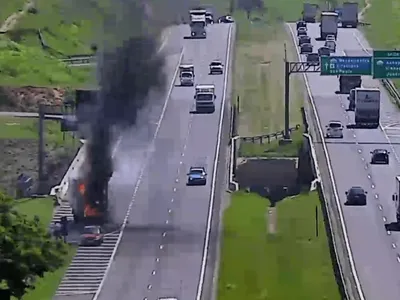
[218,191,341,300]
[230,9,305,157]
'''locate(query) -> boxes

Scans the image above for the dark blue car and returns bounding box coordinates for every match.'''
[187,167,207,186]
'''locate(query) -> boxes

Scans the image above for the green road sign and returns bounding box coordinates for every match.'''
[372,50,400,79]
[320,56,372,76]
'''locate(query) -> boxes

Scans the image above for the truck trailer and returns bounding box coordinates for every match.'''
[341,2,358,28]
[302,3,318,23]
[320,11,339,40]
[392,176,400,224]
[354,88,380,128]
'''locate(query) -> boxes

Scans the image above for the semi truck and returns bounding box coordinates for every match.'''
[392,176,400,224]
[302,3,318,23]
[354,88,380,128]
[194,84,216,113]
[341,2,358,28]
[320,11,339,40]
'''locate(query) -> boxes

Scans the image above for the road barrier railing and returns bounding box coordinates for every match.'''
[61,55,96,65]
[240,124,301,144]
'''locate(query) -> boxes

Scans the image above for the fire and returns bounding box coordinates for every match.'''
[79,183,86,195]
[84,203,99,217]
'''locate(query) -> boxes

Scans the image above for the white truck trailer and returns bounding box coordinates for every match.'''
[354,88,380,128]
[320,12,339,40]
[392,176,400,223]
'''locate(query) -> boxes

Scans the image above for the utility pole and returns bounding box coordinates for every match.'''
[38,104,45,193]
[283,43,291,140]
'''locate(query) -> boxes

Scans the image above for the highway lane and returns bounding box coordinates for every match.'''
[96,23,231,300]
[143,24,232,300]
[52,25,184,300]
[288,23,400,300]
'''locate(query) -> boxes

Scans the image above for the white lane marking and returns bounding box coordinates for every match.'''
[287,24,365,300]
[352,33,400,164]
[195,24,233,300]
[92,43,185,300]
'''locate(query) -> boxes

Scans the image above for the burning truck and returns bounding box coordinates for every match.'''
[70,148,113,225]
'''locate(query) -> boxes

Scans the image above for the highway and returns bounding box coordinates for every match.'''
[95,22,232,300]
[288,24,400,300]
[53,25,186,300]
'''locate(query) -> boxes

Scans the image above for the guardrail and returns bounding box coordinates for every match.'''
[61,55,96,66]
[381,79,400,103]
[287,24,365,300]
[240,124,301,144]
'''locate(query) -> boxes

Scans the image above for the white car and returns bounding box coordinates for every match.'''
[325,40,336,52]
[325,120,343,138]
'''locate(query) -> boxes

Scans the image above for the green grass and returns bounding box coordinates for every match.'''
[362,0,400,87]
[8,0,97,55]
[0,39,91,86]
[0,0,97,86]
[0,116,76,147]
[18,244,76,300]
[14,197,54,225]
[239,129,303,157]
[218,191,341,300]
[229,9,304,157]
[13,197,77,300]
[0,0,27,24]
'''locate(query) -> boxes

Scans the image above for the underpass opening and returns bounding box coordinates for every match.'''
[236,157,305,206]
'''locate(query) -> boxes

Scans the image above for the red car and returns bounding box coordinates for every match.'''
[80,225,104,246]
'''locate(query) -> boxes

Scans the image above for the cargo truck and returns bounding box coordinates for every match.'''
[354,88,380,128]
[302,3,318,23]
[320,12,339,40]
[194,84,216,113]
[189,10,206,38]
[392,176,400,224]
[341,2,358,28]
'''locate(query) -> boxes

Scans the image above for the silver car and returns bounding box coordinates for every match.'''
[325,120,344,138]
[325,40,336,53]
[180,72,194,86]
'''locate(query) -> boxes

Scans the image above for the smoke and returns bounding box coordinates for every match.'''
[69,0,167,212]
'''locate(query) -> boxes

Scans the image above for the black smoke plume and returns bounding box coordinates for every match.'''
[81,0,166,213]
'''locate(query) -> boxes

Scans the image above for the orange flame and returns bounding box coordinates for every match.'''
[79,183,85,195]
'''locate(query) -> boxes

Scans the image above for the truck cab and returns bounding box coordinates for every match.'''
[179,64,195,86]
[189,9,207,38]
[194,84,216,113]
[339,75,361,94]
[347,89,356,110]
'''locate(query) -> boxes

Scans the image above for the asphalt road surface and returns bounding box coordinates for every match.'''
[288,23,400,300]
[53,25,185,300]
[96,23,232,300]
